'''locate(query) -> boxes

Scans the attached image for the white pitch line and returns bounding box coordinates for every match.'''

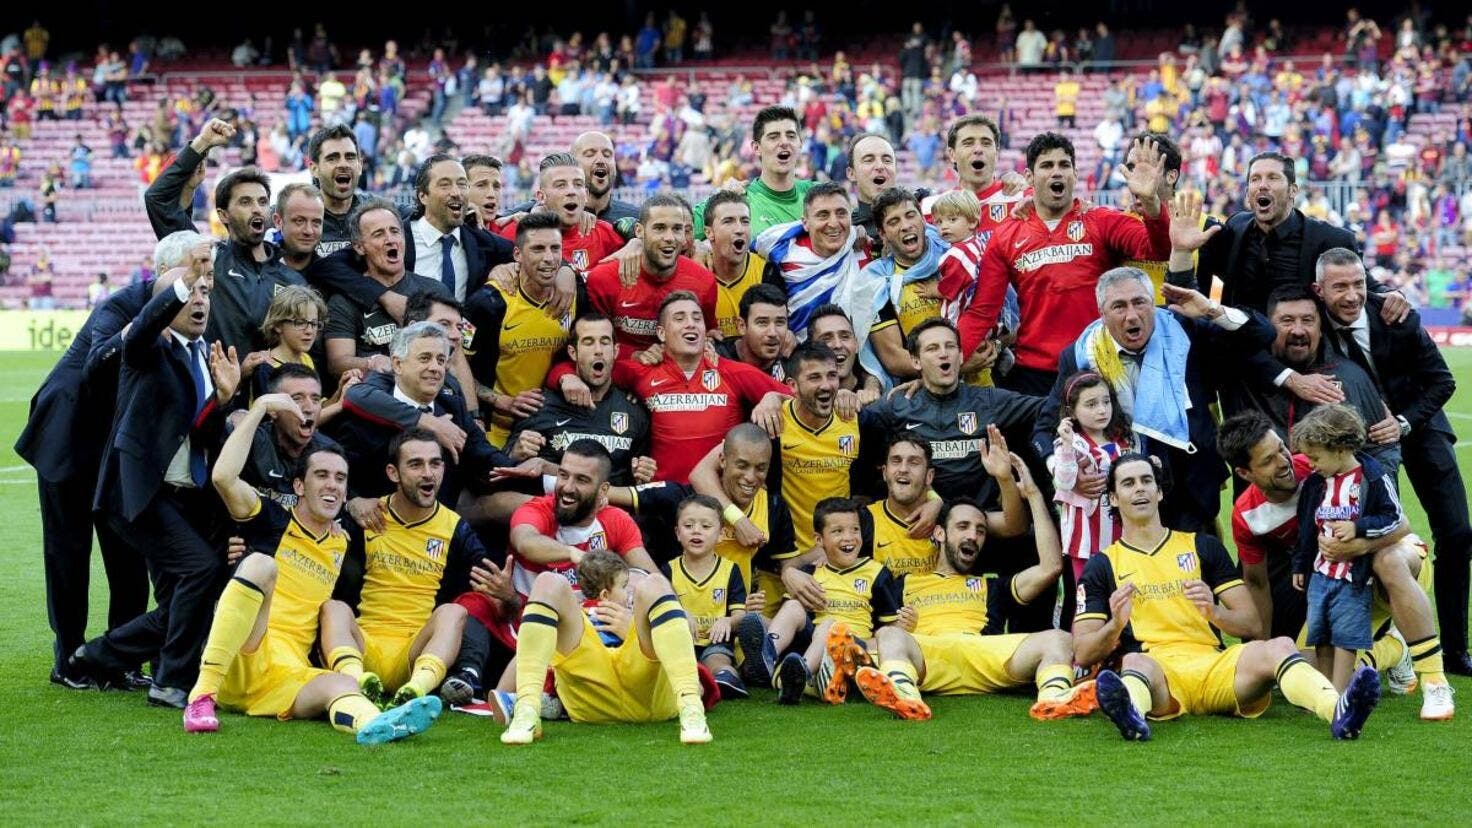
[1447,411,1472,421]
[0,465,31,474]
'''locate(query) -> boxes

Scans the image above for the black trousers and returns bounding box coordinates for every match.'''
[38,476,148,668]
[1402,428,1472,654]
[85,488,226,691]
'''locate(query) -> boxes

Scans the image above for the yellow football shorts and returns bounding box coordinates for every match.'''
[218,635,330,720]
[553,616,677,723]
[361,628,418,692]
[1149,642,1269,720]
[914,632,1029,695]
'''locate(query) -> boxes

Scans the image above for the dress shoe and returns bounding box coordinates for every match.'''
[147,684,188,709]
[122,670,153,690]
[50,664,95,690]
[1445,651,1472,677]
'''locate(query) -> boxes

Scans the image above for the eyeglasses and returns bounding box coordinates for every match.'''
[285,318,324,330]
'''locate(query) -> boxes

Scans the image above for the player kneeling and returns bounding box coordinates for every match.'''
[183,394,440,744]
[501,551,712,745]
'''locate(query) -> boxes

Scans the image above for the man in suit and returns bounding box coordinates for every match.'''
[20,230,211,688]
[1033,269,1274,534]
[68,247,243,707]
[1313,247,1472,675]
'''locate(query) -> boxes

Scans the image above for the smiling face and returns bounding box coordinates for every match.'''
[657,298,707,360]
[553,451,608,526]
[719,437,771,508]
[802,193,852,258]
[387,438,444,509]
[272,374,324,451]
[1269,298,1322,367]
[707,200,751,261]
[293,449,348,524]
[911,325,962,392]
[936,503,987,574]
[882,440,933,508]
[738,299,788,364]
[1238,429,1298,496]
[675,502,722,559]
[791,354,839,420]
[636,205,687,276]
[310,137,362,207]
[1028,148,1076,215]
[221,181,271,246]
[879,199,926,265]
[847,134,897,203]
[275,189,324,258]
[515,227,564,292]
[809,313,858,380]
[353,207,405,278]
[1099,277,1155,353]
[753,117,801,180]
[817,510,863,569]
[419,159,469,232]
[574,132,617,199]
[1313,262,1367,326]
[536,164,588,227]
[1246,156,1297,227]
[467,163,503,220]
[392,335,449,402]
[569,317,617,391]
[1109,458,1163,524]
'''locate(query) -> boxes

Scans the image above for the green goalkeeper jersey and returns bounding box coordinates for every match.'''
[694,178,815,241]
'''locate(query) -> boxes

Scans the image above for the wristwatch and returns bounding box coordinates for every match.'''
[1396,416,1411,438]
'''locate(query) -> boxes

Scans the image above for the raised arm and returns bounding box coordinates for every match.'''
[212,394,299,520]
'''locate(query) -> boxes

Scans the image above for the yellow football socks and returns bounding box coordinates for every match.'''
[1035,664,1075,703]
[327,693,384,734]
[516,601,560,707]
[189,577,264,703]
[647,595,701,700]
[1120,669,1154,716]
[1276,654,1339,721]
[405,654,448,698]
[1408,635,1448,686]
[879,659,922,701]
[1357,634,1403,670]
[326,645,365,678]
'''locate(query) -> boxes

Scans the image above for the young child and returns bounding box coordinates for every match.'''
[745,498,923,716]
[1290,405,1403,691]
[1050,372,1138,588]
[247,285,353,421]
[931,189,1017,385]
[576,549,632,648]
[664,495,756,700]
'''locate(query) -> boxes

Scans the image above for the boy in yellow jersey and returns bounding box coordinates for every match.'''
[663,495,754,699]
[1075,455,1381,741]
[704,190,769,340]
[319,428,487,709]
[464,212,585,446]
[846,458,1095,721]
[183,394,441,744]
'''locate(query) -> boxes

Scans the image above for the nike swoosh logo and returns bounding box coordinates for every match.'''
[620,300,640,308]
[555,418,572,426]
[782,443,799,450]
[267,470,284,478]
[1118,572,1133,580]
[650,378,667,386]
[504,323,521,331]
[904,422,922,430]
[877,541,892,548]
[1013,241,1026,249]
[228,268,245,278]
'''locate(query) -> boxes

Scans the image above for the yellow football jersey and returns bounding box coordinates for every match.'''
[1076,530,1244,652]
[902,571,994,637]
[868,501,938,576]
[778,399,859,553]
[241,499,347,662]
[1123,211,1207,303]
[714,252,768,340]
[797,557,900,639]
[463,282,576,446]
[358,498,465,637]
[667,556,747,646]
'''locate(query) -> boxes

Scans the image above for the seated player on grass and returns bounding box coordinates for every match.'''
[318,428,483,709]
[840,456,1095,721]
[663,495,759,699]
[500,543,712,745]
[1074,454,1382,742]
[184,394,441,744]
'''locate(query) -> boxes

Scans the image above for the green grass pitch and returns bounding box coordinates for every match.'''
[1,348,1469,824]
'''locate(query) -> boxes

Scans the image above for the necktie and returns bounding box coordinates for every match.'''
[1338,328,1382,390]
[419,404,434,414]
[186,340,209,487]
[439,234,457,297]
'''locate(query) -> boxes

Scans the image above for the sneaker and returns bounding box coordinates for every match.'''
[1420,682,1456,722]
[182,694,219,733]
[500,699,543,745]
[853,666,932,721]
[391,683,424,709]
[735,614,773,688]
[357,695,442,746]
[775,652,809,706]
[678,696,713,744]
[146,684,187,709]
[713,668,749,700]
[1385,629,1418,696]
[540,692,566,720]
[1095,670,1151,742]
[440,669,482,707]
[487,690,517,725]
[358,672,387,708]
[820,622,870,705]
[1029,679,1100,721]
[1331,665,1381,740]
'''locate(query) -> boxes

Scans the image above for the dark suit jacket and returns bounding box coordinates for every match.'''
[93,284,230,521]
[1358,294,1457,439]
[15,282,151,482]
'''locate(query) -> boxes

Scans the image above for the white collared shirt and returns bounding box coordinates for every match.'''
[165,278,215,487]
[1329,307,1372,356]
[411,217,469,301]
[393,381,436,414]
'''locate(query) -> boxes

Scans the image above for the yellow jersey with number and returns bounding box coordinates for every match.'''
[868,501,938,576]
[714,252,768,340]
[778,400,859,553]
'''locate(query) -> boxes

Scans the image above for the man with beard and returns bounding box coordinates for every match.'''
[919,116,1027,235]
[713,283,788,379]
[493,154,624,271]
[505,131,639,226]
[464,212,587,446]
[273,184,325,273]
[585,194,717,355]
[961,134,1172,395]
[306,124,367,258]
[694,106,814,240]
[505,315,652,487]
[703,190,768,340]
[318,429,482,709]
[1218,412,1454,720]
[324,199,451,380]
[237,363,342,508]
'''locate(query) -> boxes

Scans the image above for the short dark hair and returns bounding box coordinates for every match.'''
[905,317,959,357]
[1133,131,1182,174]
[802,181,850,211]
[885,433,933,466]
[813,496,862,535]
[266,362,321,392]
[1216,410,1277,471]
[871,186,920,227]
[806,304,853,332]
[1248,151,1296,186]
[639,192,688,226]
[936,497,986,531]
[292,443,348,483]
[414,152,462,200]
[657,289,702,323]
[388,427,443,466]
[703,189,748,224]
[403,291,463,326]
[462,153,503,174]
[515,211,563,245]
[1025,132,1076,169]
[785,340,837,376]
[1107,452,1168,496]
[1265,283,1321,318]
[308,124,358,164]
[569,312,614,344]
[676,494,723,522]
[751,105,801,143]
[563,438,614,482]
[945,115,1000,150]
[739,283,787,320]
[214,166,271,212]
[347,196,400,243]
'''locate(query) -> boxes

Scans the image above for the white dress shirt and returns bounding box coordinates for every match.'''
[164,277,215,487]
[411,217,469,300]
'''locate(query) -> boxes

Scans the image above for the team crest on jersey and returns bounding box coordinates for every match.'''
[1075,583,1087,612]
[425,538,445,560]
[838,435,854,455]
[1177,551,1198,572]
[332,551,344,569]
[702,370,720,391]
[853,578,869,593]
[712,588,725,602]
[1067,220,1085,242]
[611,412,629,434]
[965,577,983,592]
[572,249,589,270]
[957,411,978,435]
[588,533,607,551]
[989,203,1006,222]
[461,320,477,349]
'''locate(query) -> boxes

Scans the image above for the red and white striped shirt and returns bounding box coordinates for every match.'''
[936,233,987,323]
[1052,432,1131,561]
[1313,466,1366,581]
